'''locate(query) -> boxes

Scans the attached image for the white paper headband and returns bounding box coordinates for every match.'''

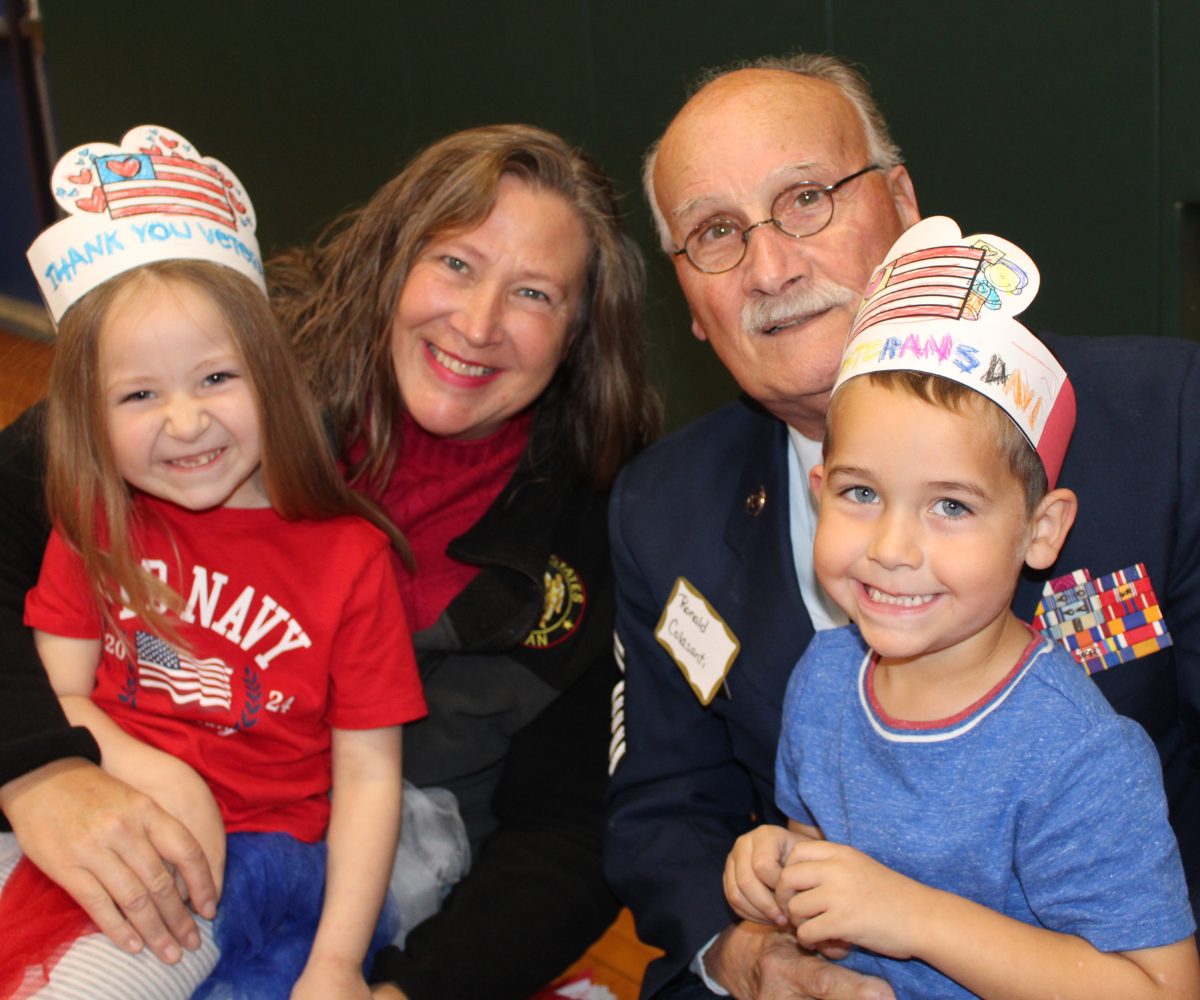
[27,125,265,324]
[832,216,1075,488]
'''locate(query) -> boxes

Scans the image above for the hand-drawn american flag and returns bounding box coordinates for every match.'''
[93,152,238,229]
[135,630,234,709]
[849,245,988,341]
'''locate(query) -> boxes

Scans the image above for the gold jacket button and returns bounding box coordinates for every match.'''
[745,485,766,517]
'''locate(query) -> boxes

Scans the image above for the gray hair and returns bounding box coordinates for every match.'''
[643,52,904,252]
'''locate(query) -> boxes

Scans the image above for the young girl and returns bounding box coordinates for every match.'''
[1,127,427,1000]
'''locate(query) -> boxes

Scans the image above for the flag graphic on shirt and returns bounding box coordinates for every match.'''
[92,152,239,229]
[135,630,234,709]
[849,245,989,341]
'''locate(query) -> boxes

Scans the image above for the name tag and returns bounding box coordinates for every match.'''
[655,577,740,705]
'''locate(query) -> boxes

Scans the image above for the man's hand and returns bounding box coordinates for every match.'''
[0,757,217,963]
[726,823,822,926]
[776,841,928,960]
[705,921,894,1000]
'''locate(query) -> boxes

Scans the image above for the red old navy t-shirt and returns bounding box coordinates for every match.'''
[25,496,426,843]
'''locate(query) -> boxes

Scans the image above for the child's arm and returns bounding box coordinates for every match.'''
[34,630,226,897]
[774,839,1200,1000]
[291,725,403,1000]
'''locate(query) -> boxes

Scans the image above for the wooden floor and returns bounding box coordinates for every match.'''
[0,328,53,427]
[551,908,662,1000]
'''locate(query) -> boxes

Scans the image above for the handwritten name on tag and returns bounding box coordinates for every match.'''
[655,578,740,706]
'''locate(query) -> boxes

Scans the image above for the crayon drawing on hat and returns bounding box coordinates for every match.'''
[89,147,243,229]
[832,216,1076,488]
[28,125,264,324]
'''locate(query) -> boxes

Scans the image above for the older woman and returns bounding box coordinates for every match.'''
[0,125,660,999]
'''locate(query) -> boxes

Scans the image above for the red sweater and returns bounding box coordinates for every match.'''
[379,411,533,632]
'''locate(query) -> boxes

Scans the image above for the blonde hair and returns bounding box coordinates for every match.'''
[272,124,661,493]
[45,259,411,639]
[825,371,1048,516]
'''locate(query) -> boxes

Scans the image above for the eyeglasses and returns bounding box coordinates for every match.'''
[672,164,883,274]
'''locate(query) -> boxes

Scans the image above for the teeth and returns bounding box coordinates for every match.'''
[428,342,498,378]
[168,448,223,469]
[866,586,936,608]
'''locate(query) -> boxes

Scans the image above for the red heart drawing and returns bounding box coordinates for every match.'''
[75,188,107,213]
[66,168,92,185]
[231,197,246,213]
[108,157,141,178]
[162,137,178,148]
[138,145,162,156]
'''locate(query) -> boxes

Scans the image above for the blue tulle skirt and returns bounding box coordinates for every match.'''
[192,832,400,1000]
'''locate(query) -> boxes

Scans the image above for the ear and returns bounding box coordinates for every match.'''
[691,315,708,342]
[1025,488,1078,570]
[885,166,920,231]
[809,464,825,505]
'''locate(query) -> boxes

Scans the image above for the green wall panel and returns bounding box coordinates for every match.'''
[37,1,1200,431]
[834,1,1157,343]
[1161,0,1200,340]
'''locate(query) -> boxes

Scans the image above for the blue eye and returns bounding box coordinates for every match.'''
[933,498,971,518]
[844,486,878,504]
[203,372,236,387]
[517,287,550,302]
[120,390,154,403]
[442,256,468,273]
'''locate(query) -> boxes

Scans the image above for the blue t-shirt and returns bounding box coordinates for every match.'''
[775,625,1194,1000]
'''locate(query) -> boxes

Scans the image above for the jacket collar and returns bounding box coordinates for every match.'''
[717,397,811,703]
[435,447,570,654]
[723,396,794,565]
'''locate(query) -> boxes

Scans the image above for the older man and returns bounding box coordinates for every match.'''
[605,53,1200,1000]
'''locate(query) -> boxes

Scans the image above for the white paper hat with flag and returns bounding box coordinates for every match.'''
[832,216,1076,488]
[27,125,265,324]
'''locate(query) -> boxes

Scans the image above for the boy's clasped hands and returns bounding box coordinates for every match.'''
[727,821,928,965]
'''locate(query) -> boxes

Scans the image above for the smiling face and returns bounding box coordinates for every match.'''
[653,70,919,437]
[390,174,591,441]
[101,276,268,511]
[811,378,1038,675]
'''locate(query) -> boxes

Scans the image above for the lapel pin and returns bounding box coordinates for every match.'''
[745,485,766,517]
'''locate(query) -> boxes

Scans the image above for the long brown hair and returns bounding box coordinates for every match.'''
[272,124,661,492]
[45,259,411,639]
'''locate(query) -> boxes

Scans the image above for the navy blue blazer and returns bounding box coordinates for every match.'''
[605,333,1200,998]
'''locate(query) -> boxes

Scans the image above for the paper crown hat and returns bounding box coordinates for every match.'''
[832,216,1076,489]
[27,125,265,324]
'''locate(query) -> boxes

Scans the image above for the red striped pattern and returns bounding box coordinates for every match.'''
[851,246,986,340]
[99,155,236,230]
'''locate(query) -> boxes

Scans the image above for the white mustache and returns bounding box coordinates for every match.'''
[741,278,858,337]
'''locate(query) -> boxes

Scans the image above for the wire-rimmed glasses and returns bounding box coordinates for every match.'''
[673,164,883,274]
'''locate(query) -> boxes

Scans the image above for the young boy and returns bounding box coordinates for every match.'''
[724,218,1199,1000]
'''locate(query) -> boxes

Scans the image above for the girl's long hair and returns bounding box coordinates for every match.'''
[45,259,411,639]
[271,124,661,492]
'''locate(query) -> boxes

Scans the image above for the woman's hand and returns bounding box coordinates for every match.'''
[0,756,217,963]
[118,746,226,901]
